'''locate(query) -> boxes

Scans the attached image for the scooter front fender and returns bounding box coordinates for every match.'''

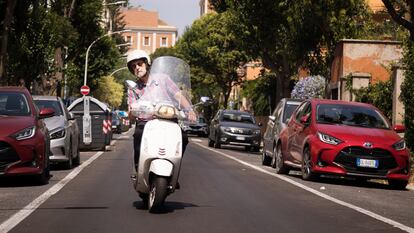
[149,159,173,177]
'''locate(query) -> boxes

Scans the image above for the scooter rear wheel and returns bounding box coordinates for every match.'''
[148,176,168,213]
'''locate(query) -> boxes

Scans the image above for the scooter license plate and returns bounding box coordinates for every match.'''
[356,158,378,168]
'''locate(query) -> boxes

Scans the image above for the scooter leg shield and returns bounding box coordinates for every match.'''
[149,159,173,177]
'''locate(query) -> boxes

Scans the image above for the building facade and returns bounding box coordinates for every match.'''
[120,8,178,54]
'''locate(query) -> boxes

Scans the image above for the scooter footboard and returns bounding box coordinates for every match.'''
[149,159,173,177]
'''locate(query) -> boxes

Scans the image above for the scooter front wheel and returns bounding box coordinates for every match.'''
[148,176,168,213]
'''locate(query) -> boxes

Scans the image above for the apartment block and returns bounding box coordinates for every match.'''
[120,8,178,54]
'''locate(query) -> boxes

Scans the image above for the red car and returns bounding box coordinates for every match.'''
[0,87,54,184]
[277,99,410,189]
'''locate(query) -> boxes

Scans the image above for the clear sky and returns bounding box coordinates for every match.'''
[129,0,200,37]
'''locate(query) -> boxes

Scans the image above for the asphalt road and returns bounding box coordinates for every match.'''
[0,129,413,233]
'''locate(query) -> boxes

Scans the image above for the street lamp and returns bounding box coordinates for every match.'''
[110,67,128,76]
[83,29,131,86]
[103,1,126,33]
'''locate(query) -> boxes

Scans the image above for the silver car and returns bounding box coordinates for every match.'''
[262,98,302,167]
[33,96,80,169]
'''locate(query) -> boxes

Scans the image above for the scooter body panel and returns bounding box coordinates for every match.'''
[135,119,183,194]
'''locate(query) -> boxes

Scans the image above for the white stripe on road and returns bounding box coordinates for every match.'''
[190,138,202,143]
[0,151,105,233]
[196,143,414,233]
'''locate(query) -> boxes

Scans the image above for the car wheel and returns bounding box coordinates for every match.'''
[261,150,271,166]
[388,179,408,190]
[208,137,214,147]
[64,142,73,169]
[214,134,221,149]
[36,148,50,185]
[301,146,316,181]
[274,144,290,174]
[73,143,80,166]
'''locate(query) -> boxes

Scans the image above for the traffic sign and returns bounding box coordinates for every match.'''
[80,85,90,95]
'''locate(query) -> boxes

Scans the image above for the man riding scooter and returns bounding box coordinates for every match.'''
[126,49,195,175]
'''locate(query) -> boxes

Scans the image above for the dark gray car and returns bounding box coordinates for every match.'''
[208,109,261,152]
[262,98,302,166]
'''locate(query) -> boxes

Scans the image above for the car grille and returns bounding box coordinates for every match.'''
[190,125,202,129]
[334,146,397,176]
[0,141,20,173]
[231,128,253,135]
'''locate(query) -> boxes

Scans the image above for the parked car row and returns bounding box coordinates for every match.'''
[261,98,410,190]
[0,86,131,185]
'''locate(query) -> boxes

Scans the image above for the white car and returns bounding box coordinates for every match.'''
[33,96,80,169]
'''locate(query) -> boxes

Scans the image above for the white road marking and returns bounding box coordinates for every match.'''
[0,151,105,233]
[196,143,414,233]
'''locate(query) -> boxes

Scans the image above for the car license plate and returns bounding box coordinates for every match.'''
[236,136,245,141]
[356,158,378,168]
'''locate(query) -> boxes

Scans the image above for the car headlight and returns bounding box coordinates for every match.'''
[221,126,231,132]
[50,128,65,139]
[392,139,406,150]
[11,126,36,140]
[317,132,342,145]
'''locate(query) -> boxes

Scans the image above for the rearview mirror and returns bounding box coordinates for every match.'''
[125,80,137,89]
[39,108,55,119]
[393,124,405,133]
[300,115,310,124]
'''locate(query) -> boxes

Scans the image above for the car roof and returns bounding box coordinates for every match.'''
[310,98,374,108]
[221,109,252,115]
[32,95,60,101]
[0,86,30,93]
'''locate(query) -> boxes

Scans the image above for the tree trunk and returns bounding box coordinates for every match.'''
[0,0,17,85]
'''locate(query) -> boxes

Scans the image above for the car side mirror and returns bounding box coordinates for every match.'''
[300,115,310,125]
[39,108,55,119]
[68,112,75,120]
[393,124,405,133]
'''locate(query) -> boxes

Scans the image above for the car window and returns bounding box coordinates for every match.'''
[221,112,255,124]
[316,104,390,129]
[272,101,282,117]
[0,92,31,116]
[198,117,206,124]
[282,103,300,123]
[34,100,63,116]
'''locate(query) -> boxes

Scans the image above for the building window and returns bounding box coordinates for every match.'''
[126,36,132,43]
[143,36,150,46]
[161,37,168,47]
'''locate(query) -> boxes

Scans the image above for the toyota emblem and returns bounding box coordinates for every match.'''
[363,142,373,148]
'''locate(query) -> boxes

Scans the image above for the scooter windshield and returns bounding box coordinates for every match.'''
[130,56,193,120]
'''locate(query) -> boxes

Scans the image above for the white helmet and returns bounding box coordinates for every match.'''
[126,49,151,74]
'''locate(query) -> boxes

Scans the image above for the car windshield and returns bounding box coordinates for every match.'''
[0,92,31,116]
[198,117,206,124]
[316,104,390,129]
[34,100,63,116]
[283,103,300,123]
[222,112,255,124]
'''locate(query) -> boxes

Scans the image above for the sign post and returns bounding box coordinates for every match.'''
[81,85,92,145]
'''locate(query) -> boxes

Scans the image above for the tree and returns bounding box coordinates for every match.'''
[211,0,368,102]
[381,1,414,149]
[175,12,249,108]
[94,75,123,108]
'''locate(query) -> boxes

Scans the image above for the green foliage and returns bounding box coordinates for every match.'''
[400,41,414,149]
[175,12,248,109]
[241,71,277,116]
[94,75,124,108]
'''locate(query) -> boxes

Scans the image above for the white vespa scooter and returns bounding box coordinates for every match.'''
[126,56,194,213]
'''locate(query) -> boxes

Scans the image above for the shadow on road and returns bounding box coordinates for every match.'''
[133,201,199,213]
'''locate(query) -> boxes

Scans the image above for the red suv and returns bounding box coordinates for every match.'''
[0,87,54,184]
[277,99,410,189]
